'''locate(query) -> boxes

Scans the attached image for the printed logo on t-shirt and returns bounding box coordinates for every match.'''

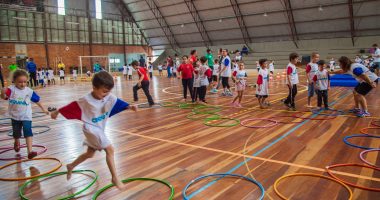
[92,112,109,123]
[9,97,28,106]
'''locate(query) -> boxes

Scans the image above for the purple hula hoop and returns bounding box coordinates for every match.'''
[359,149,380,168]
[240,118,278,128]
[0,144,47,161]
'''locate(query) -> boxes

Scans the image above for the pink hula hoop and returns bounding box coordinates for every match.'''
[0,144,47,161]
[359,149,380,168]
[270,115,304,124]
[240,118,278,128]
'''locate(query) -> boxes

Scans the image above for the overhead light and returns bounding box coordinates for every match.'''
[66,21,80,25]
[13,16,28,20]
[181,24,185,28]
[318,5,323,11]
[263,12,268,17]
[219,19,223,23]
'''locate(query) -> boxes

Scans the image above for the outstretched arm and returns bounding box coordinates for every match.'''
[35,102,49,115]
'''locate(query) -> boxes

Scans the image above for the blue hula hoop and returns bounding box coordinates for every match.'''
[182,173,265,200]
[311,108,345,116]
[343,134,380,150]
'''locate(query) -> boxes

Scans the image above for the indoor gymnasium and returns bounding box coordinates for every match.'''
[0,0,380,199]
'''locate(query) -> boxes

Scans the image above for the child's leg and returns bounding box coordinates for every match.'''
[317,90,322,108]
[357,94,368,111]
[238,91,244,103]
[232,92,239,103]
[67,147,96,180]
[323,90,328,108]
[11,120,22,152]
[104,145,124,189]
[262,97,267,107]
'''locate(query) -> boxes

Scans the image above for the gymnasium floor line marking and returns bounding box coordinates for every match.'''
[187,89,351,198]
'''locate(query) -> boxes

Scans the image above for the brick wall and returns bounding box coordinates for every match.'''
[0,43,152,77]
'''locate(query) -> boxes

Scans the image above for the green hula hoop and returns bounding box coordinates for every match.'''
[19,170,98,200]
[178,103,205,109]
[192,106,222,114]
[92,177,175,200]
[203,117,240,127]
[161,102,182,108]
[186,112,221,121]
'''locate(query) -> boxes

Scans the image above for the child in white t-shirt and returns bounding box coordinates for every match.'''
[211,59,219,93]
[72,68,78,83]
[313,60,330,110]
[51,71,137,189]
[256,59,270,109]
[1,69,49,159]
[269,60,275,74]
[329,58,335,71]
[192,61,201,103]
[283,53,300,111]
[47,67,55,85]
[158,63,163,77]
[127,65,133,80]
[122,65,127,79]
[37,68,46,87]
[232,62,247,107]
[59,68,65,84]
[148,62,154,79]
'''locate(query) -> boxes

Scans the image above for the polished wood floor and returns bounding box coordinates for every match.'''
[0,70,379,200]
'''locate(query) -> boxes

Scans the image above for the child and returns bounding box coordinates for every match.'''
[329,58,335,72]
[132,60,155,106]
[122,64,128,79]
[59,67,65,84]
[148,62,153,79]
[232,62,247,107]
[198,56,212,103]
[256,59,269,109]
[177,55,194,101]
[313,60,330,110]
[158,63,163,77]
[332,56,378,117]
[127,64,133,80]
[210,59,219,93]
[1,69,49,159]
[232,59,239,73]
[283,53,300,111]
[219,49,233,96]
[256,61,260,72]
[172,64,177,78]
[37,68,46,87]
[51,71,137,189]
[192,61,201,103]
[355,55,362,64]
[306,52,320,107]
[47,67,55,85]
[269,60,275,75]
[86,70,92,77]
[72,68,78,83]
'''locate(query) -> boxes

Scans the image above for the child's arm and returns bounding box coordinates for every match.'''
[51,101,81,120]
[329,69,344,74]
[257,75,263,91]
[35,102,49,114]
[327,72,331,90]
[286,66,292,88]
[30,92,49,114]
[110,98,137,117]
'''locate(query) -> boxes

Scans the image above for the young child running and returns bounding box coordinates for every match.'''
[198,56,212,103]
[306,52,320,107]
[313,60,330,110]
[219,49,233,96]
[231,62,247,107]
[59,68,65,84]
[332,56,378,117]
[132,60,155,106]
[51,71,137,189]
[210,59,219,93]
[256,59,270,109]
[177,55,194,101]
[283,53,300,111]
[1,69,49,159]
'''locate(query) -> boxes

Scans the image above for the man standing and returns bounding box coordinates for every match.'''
[26,58,38,87]
[139,55,146,68]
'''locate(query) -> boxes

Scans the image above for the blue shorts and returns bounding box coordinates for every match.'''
[308,83,316,97]
[11,120,33,138]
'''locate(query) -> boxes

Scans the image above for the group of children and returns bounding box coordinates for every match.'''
[34,67,80,87]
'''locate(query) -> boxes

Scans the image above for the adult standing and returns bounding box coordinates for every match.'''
[219,49,232,96]
[166,56,173,78]
[93,61,101,73]
[372,44,380,78]
[0,64,4,87]
[26,58,38,87]
[139,55,146,68]
[241,45,249,56]
[57,61,65,70]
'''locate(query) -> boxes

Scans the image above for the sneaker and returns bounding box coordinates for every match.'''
[357,111,371,118]
[221,92,226,96]
[28,151,38,159]
[284,102,291,108]
[227,92,233,96]
[349,108,361,113]
[14,141,20,153]
[324,107,329,110]
[290,107,296,111]
[236,103,242,108]
[265,102,271,106]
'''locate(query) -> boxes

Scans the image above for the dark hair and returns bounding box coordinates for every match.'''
[259,58,268,66]
[175,53,178,57]
[289,53,299,61]
[207,49,211,53]
[182,55,188,59]
[373,44,378,47]
[60,67,64,70]
[12,69,29,81]
[29,58,33,61]
[200,56,207,64]
[214,59,219,63]
[131,60,139,67]
[338,56,353,71]
[317,60,326,66]
[311,52,319,58]
[190,50,197,55]
[92,71,114,89]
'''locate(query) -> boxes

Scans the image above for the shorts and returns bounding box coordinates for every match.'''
[83,131,111,150]
[208,77,212,83]
[354,80,377,95]
[212,75,218,82]
[11,120,33,138]
[235,82,246,91]
[256,94,268,98]
[60,76,65,80]
[159,70,162,72]
[308,83,316,97]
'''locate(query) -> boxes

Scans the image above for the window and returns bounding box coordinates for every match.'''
[58,0,65,15]
[95,0,102,19]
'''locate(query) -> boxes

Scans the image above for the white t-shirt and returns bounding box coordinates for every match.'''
[256,68,269,96]
[213,64,220,75]
[127,66,133,75]
[221,56,231,77]
[148,65,153,72]
[175,58,181,67]
[73,69,77,77]
[172,65,177,73]
[314,69,330,90]
[355,58,362,64]
[58,93,129,150]
[269,63,274,72]
[286,63,299,85]
[47,70,54,80]
[233,63,239,73]
[235,55,242,61]
[158,65,163,70]
[373,48,380,62]
[37,71,45,80]
[59,70,65,77]
[329,60,335,70]
[306,62,319,81]
[193,67,200,87]
[199,64,209,86]
[5,85,40,121]
[349,63,378,83]
[122,65,127,75]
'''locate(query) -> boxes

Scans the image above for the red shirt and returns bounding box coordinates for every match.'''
[137,67,149,81]
[167,58,174,66]
[178,64,194,79]
[189,55,197,64]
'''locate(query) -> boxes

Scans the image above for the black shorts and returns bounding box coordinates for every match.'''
[212,75,218,82]
[256,94,268,98]
[354,81,376,95]
[60,77,64,80]
[208,77,212,83]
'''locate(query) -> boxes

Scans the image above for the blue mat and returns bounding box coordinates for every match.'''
[330,74,358,87]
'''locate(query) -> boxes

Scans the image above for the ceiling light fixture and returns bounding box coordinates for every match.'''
[318,5,323,12]
[181,24,185,28]
[263,12,268,17]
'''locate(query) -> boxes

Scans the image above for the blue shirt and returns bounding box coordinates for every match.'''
[26,62,37,73]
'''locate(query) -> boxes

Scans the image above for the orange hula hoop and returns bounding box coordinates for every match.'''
[360,127,380,135]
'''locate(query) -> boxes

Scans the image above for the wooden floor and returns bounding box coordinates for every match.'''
[0,70,379,200]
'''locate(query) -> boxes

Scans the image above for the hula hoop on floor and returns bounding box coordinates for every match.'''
[240,118,278,128]
[203,117,240,127]
[160,102,182,108]
[192,106,222,114]
[186,112,220,121]
[310,108,345,116]
[182,173,265,200]
[0,113,48,126]
[19,169,98,200]
[7,125,51,137]
[274,173,352,200]
[179,103,205,110]
[343,134,380,150]
[0,144,47,160]
[326,163,380,192]
[360,127,380,136]
[269,116,304,124]
[371,120,380,127]
[92,177,175,200]
[0,157,62,181]
[359,149,380,168]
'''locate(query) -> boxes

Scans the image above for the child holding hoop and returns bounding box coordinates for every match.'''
[1,69,49,159]
[51,71,137,189]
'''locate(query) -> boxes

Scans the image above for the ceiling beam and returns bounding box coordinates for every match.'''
[229,0,252,46]
[282,0,299,48]
[348,0,355,46]
[144,0,181,53]
[183,0,212,47]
